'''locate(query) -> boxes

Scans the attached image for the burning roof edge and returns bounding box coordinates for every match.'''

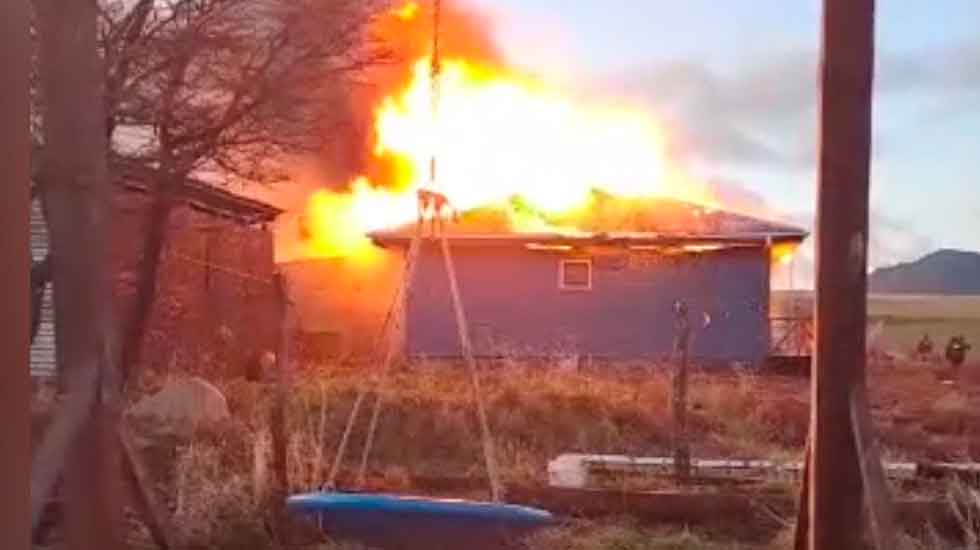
[369,229,808,248]
[369,195,808,249]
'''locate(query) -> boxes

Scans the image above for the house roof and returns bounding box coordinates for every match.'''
[370,194,807,248]
[120,179,282,224]
[111,161,282,223]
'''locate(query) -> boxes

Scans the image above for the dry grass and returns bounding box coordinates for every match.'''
[947,483,980,549]
[215,363,813,486]
[113,353,980,549]
[137,362,802,548]
[870,362,980,462]
[172,439,267,549]
[527,520,747,550]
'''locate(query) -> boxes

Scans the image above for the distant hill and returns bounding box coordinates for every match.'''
[869,249,980,295]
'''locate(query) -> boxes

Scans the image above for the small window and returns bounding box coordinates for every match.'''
[559,259,592,290]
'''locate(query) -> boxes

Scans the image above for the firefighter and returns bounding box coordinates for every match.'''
[945,335,971,368]
[916,333,934,362]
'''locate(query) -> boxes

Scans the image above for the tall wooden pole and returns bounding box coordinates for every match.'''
[36,0,121,548]
[270,271,295,541]
[810,1,876,549]
[272,271,293,497]
[0,0,31,548]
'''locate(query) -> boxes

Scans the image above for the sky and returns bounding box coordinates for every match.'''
[462,0,980,286]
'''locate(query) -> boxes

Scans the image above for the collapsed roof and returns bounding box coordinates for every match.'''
[370,193,807,248]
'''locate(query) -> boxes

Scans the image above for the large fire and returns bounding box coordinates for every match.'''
[301,1,723,260]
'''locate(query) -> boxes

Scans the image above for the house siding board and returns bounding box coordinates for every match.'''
[30,286,58,377]
[30,199,57,377]
[406,243,769,364]
[31,199,49,261]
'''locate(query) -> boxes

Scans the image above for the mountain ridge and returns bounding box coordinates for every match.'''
[869,249,980,295]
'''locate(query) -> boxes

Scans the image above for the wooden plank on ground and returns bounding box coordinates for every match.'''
[507,486,795,527]
[504,486,955,535]
[851,384,903,550]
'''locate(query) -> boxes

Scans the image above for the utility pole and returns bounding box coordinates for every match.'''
[0,0,31,548]
[809,1,876,549]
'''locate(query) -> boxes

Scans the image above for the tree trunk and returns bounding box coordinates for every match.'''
[120,183,176,385]
[120,46,190,387]
[36,0,122,548]
[0,0,32,547]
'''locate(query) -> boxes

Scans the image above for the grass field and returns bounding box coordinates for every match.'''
[100,354,980,549]
[35,294,980,549]
[772,291,980,357]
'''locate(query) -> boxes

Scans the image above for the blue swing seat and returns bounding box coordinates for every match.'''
[287,491,555,550]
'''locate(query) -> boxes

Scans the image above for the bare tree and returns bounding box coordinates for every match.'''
[89,0,389,382]
[28,3,387,544]
[32,0,389,379]
[35,0,121,548]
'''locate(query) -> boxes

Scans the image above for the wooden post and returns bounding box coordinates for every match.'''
[36,0,123,547]
[672,300,691,482]
[809,1,876,549]
[270,271,294,536]
[793,440,811,550]
[0,0,31,547]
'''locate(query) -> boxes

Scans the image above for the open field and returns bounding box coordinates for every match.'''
[773,291,980,357]
[53,355,973,550]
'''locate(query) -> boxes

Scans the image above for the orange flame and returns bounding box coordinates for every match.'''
[772,241,799,265]
[300,1,720,259]
[394,1,419,21]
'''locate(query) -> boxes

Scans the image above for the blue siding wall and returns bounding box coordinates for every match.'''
[406,243,770,365]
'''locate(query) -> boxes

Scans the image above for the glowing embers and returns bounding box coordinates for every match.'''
[681,243,727,253]
[627,242,737,255]
[525,243,574,252]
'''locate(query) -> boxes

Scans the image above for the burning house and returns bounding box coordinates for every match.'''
[286,194,806,366]
[280,2,808,366]
[370,196,807,366]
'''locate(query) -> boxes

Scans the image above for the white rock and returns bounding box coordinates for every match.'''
[129,376,230,437]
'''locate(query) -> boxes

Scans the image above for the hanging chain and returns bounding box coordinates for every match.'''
[428,0,441,191]
[331,0,502,502]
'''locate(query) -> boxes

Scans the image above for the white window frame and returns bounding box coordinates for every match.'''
[559,259,592,291]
